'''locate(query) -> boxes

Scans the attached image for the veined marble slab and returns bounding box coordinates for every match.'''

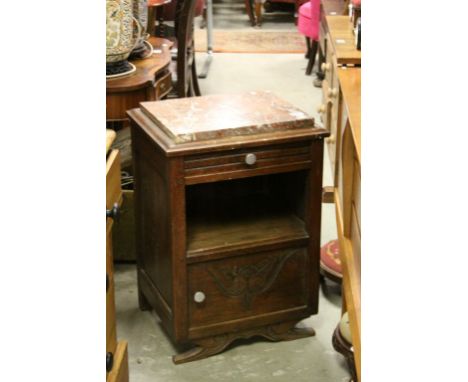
[140,91,315,144]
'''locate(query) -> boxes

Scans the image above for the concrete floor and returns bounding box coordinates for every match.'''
[113,2,349,380]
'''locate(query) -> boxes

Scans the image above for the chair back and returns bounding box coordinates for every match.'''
[174,0,197,97]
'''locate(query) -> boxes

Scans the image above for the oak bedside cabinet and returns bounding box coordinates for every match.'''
[128,92,329,363]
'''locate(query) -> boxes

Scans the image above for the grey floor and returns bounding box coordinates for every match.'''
[113,2,349,381]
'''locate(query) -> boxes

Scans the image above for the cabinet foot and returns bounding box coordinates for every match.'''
[173,320,315,364]
[138,289,151,311]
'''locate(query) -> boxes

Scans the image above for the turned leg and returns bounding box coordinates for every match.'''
[245,0,256,27]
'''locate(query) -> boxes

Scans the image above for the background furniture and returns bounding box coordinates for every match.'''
[254,0,307,26]
[106,39,173,130]
[334,67,360,380]
[315,11,360,380]
[320,239,342,283]
[148,0,173,37]
[314,0,347,84]
[297,0,320,75]
[129,91,328,364]
[332,312,357,382]
[171,0,202,97]
[107,37,173,176]
[151,0,202,97]
[106,133,129,382]
[317,15,360,182]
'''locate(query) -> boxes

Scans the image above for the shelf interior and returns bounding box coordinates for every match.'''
[185,171,309,257]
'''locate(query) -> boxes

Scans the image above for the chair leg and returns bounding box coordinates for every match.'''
[306,39,318,76]
[191,57,202,96]
[305,37,311,59]
[245,0,256,27]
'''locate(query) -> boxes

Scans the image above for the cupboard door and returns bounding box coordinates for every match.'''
[187,247,310,338]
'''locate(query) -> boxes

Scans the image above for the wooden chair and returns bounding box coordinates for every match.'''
[172,0,201,97]
[151,0,202,98]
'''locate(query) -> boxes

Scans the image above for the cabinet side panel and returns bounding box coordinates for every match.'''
[132,126,173,312]
[306,139,325,313]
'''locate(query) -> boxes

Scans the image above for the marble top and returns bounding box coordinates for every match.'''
[140,91,314,144]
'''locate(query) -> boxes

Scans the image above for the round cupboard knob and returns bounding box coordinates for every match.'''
[245,153,257,166]
[194,291,206,303]
[326,135,336,144]
[328,88,338,97]
[317,104,326,114]
[106,203,120,221]
[321,62,330,71]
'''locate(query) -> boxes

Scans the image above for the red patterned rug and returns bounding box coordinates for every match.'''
[194,29,307,54]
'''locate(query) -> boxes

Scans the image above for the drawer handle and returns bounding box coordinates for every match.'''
[106,352,113,372]
[244,153,257,166]
[194,291,206,303]
[106,203,120,221]
[321,62,330,72]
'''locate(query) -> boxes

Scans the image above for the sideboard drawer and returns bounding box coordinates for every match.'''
[352,157,361,230]
[187,247,309,337]
[184,142,312,184]
[154,70,172,100]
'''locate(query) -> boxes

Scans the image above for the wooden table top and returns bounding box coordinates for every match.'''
[326,16,361,65]
[338,67,360,164]
[106,38,172,92]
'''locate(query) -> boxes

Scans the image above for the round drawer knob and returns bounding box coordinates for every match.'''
[317,104,326,114]
[328,88,338,97]
[194,291,206,303]
[245,153,257,166]
[321,62,330,72]
[326,135,336,144]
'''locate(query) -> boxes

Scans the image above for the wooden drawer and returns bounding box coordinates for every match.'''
[154,70,172,100]
[352,157,361,230]
[187,247,310,338]
[106,149,122,212]
[106,219,117,351]
[184,142,313,184]
[107,341,129,382]
[350,204,361,281]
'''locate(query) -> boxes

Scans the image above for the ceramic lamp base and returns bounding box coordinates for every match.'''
[129,40,153,60]
[106,61,136,78]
